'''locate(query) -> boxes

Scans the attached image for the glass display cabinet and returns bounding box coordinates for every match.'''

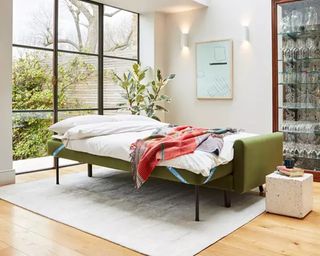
[272,0,320,175]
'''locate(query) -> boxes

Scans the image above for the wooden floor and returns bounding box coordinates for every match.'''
[0,165,319,256]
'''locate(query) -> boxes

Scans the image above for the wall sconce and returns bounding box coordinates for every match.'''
[181,33,189,49]
[243,25,250,42]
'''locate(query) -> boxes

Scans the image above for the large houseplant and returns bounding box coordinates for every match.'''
[112,63,175,120]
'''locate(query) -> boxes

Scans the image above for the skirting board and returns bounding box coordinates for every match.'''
[0,169,15,186]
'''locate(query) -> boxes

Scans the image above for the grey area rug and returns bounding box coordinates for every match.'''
[0,168,265,256]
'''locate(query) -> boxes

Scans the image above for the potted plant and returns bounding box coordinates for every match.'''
[112,63,175,120]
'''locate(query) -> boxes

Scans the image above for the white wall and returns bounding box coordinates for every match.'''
[164,0,273,134]
[140,12,167,77]
[140,13,156,68]
[0,0,14,184]
[140,12,167,121]
[154,13,167,76]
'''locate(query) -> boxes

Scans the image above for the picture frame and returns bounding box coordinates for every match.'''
[196,39,233,99]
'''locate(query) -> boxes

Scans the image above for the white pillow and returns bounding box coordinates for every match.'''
[49,115,115,135]
[49,114,159,135]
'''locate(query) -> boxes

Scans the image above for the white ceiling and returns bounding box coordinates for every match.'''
[97,0,210,13]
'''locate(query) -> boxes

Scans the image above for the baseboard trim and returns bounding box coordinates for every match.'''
[0,169,15,186]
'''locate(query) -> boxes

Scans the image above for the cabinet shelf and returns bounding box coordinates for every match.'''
[282,149,320,161]
[279,82,320,86]
[281,130,320,135]
[278,29,320,39]
[286,155,320,161]
[279,106,320,110]
[278,57,320,63]
[279,71,320,75]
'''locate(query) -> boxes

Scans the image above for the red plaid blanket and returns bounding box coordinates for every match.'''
[130,125,225,188]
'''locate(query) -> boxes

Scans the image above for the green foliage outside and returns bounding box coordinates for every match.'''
[12,52,94,160]
[112,63,175,120]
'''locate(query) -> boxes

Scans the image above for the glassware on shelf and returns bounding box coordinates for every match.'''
[305,6,318,31]
[291,9,304,32]
[311,71,318,83]
[297,71,308,83]
[282,120,319,133]
[293,41,300,62]
[297,85,307,108]
[297,39,306,60]
[281,10,292,33]
[283,39,295,62]
[284,86,295,105]
[284,141,320,160]
[307,38,317,59]
[314,37,320,58]
[304,142,319,159]
[307,84,317,107]
[283,141,296,157]
[316,87,320,107]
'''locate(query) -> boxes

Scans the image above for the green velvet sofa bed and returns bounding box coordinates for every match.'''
[48,132,283,221]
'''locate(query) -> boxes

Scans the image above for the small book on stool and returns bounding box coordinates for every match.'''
[277,158,304,177]
[277,166,304,177]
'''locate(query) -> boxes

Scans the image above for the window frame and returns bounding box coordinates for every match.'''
[12,0,140,171]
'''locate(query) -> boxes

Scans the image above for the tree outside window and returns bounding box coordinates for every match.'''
[13,0,139,161]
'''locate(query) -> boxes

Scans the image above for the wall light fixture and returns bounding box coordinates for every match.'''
[243,25,250,42]
[181,33,189,49]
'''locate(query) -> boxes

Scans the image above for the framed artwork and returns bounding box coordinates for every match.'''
[196,39,233,99]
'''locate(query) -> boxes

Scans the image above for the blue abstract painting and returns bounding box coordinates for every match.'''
[196,40,233,99]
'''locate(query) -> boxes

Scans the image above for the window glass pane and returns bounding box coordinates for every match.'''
[13,112,53,160]
[58,52,98,109]
[12,47,53,110]
[103,58,137,109]
[59,0,99,54]
[13,0,54,48]
[104,6,138,59]
[58,110,98,121]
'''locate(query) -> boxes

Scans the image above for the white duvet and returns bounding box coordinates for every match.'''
[59,120,256,177]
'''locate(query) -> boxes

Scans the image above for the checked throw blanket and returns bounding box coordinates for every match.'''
[130,125,236,188]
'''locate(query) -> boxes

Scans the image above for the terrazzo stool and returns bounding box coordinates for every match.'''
[266,172,313,218]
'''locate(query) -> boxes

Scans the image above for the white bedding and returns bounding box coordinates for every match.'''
[58,120,257,177]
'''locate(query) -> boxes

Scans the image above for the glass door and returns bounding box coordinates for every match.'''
[274,0,320,170]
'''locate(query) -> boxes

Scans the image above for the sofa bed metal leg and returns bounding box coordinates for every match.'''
[54,157,59,185]
[259,185,264,193]
[195,185,200,222]
[88,164,93,177]
[224,190,231,208]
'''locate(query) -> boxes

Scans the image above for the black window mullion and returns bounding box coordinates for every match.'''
[13,44,54,53]
[98,3,104,115]
[13,110,54,113]
[102,55,138,62]
[137,13,140,63]
[57,108,99,112]
[53,0,59,124]
[52,0,59,170]
[57,48,99,57]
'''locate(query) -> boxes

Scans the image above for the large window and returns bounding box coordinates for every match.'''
[12,0,139,173]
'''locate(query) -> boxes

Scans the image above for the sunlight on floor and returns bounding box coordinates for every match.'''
[13,156,77,174]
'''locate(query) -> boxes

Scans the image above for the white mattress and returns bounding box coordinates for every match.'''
[56,130,256,177]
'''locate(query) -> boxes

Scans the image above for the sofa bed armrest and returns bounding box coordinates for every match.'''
[232,132,283,194]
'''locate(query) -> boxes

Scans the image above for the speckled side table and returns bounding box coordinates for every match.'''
[266,172,313,218]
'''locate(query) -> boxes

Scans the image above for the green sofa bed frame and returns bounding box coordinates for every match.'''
[48,132,283,221]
